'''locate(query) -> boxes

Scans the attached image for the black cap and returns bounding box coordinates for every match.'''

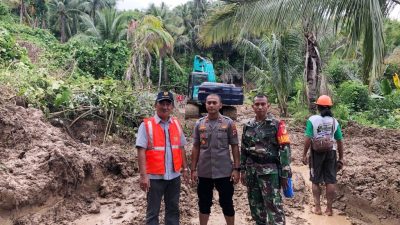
[156,91,174,103]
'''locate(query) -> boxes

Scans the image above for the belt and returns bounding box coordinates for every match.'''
[249,155,279,164]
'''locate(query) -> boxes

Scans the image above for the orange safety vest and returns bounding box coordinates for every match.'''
[143,116,183,174]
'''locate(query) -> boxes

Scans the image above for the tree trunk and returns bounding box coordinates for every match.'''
[41,18,46,29]
[162,58,168,85]
[92,0,98,26]
[145,52,152,88]
[60,14,66,43]
[242,49,247,86]
[304,31,321,114]
[34,18,38,28]
[20,0,24,24]
[158,57,162,90]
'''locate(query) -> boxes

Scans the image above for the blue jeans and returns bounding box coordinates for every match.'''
[146,176,181,225]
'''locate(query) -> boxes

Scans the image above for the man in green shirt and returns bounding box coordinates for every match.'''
[302,95,344,216]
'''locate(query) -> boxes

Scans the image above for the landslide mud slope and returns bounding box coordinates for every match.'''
[0,103,399,225]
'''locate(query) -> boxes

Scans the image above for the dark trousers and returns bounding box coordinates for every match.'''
[146,177,181,225]
[310,150,337,184]
[197,177,235,216]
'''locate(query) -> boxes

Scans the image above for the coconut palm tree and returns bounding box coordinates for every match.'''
[80,8,127,43]
[173,4,193,53]
[5,0,32,25]
[29,0,48,28]
[126,15,175,88]
[80,0,115,24]
[146,3,187,84]
[48,0,82,43]
[238,31,303,116]
[200,0,399,112]
[19,0,31,24]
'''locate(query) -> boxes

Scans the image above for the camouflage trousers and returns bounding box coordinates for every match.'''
[246,169,285,225]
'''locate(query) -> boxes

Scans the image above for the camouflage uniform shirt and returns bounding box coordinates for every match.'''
[241,114,291,176]
[240,113,291,225]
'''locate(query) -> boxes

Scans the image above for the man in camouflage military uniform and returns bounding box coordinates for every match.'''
[240,94,291,225]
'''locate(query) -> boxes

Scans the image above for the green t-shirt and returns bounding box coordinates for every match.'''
[305,120,343,140]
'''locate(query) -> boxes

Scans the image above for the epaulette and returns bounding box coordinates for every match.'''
[221,115,232,121]
[197,116,207,124]
[246,119,256,126]
[271,118,280,130]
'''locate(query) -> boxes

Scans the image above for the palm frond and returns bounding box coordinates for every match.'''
[199,4,243,46]
[80,13,100,39]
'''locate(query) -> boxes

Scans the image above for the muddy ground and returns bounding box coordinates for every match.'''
[0,98,399,225]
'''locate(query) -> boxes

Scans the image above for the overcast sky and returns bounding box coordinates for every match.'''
[116,0,190,11]
[389,5,400,20]
[116,0,399,20]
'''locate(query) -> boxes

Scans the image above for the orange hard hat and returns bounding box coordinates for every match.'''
[316,95,333,106]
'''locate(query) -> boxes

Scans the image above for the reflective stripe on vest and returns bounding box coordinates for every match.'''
[144,116,183,175]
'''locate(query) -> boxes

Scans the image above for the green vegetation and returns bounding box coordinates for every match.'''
[0,28,29,65]
[337,81,370,112]
[0,0,399,134]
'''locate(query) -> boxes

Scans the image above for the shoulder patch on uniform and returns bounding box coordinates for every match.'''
[277,120,290,144]
[231,122,238,136]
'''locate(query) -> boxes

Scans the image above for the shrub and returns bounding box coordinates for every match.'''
[380,78,393,95]
[349,91,400,128]
[337,81,369,112]
[288,100,310,125]
[0,28,29,65]
[73,41,130,80]
[0,3,9,17]
[325,57,359,87]
[370,91,400,111]
[0,21,57,47]
[332,103,350,127]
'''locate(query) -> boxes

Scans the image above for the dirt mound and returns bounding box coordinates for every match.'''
[335,122,400,224]
[0,104,94,209]
[0,104,141,225]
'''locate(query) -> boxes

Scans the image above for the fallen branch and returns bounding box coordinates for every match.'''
[48,106,94,118]
[103,109,114,144]
[68,108,98,129]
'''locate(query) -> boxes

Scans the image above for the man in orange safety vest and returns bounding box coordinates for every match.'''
[136,91,189,225]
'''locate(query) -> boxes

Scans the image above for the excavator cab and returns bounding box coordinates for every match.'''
[188,72,208,101]
[185,55,243,120]
[187,55,216,101]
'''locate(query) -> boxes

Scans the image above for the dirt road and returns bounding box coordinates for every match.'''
[0,103,399,225]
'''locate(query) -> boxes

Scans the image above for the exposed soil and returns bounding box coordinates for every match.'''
[0,100,399,225]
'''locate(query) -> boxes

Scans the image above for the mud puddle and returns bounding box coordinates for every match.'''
[0,196,64,225]
[72,199,140,225]
[292,165,351,225]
